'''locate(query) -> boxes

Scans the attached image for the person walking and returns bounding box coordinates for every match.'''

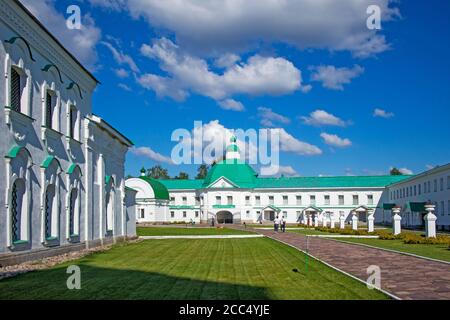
[281,216,286,232]
[274,215,280,232]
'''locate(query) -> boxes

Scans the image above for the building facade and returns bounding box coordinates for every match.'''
[0,0,136,260]
[382,163,450,230]
[127,137,418,226]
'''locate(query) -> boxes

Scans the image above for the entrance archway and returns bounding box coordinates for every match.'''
[216,211,233,224]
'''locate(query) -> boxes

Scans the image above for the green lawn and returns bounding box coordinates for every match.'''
[0,238,388,300]
[330,238,450,262]
[137,226,253,236]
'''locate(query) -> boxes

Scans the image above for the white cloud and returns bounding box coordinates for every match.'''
[101,0,399,58]
[309,65,364,90]
[301,110,350,127]
[373,108,395,118]
[271,128,323,156]
[118,83,131,91]
[130,146,173,164]
[260,165,298,177]
[214,53,241,68]
[398,167,413,175]
[138,38,307,104]
[90,0,126,11]
[217,99,245,112]
[258,107,291,127]
[320,132,352,148]
[102,41,140,73]
[114,68,129,78]
[21,0,102,68]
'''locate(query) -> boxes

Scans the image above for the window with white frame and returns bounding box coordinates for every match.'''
[246,211,250,218]
[441,201,445,216]
[216,196,221,205]
[183,211,187,218]
[227,196,233,205]
[255,196,261,205]
[245,196,250,205]
[170,211,175,218]
[352,195,359,205]
[324,195,330,205]
[310,195,316,206]
[338,195,344,205]
[269,196,274,205]
[440,178,444,191]
[282,195,288,205]
[296,195,302,205]
[140,208,145,219]
[195,211,199,218]
[282,211,287,218]
[434,180,437,192]
[10,67,24,113]
[418,184,421,195]
[44,184,58,239]
[182,196,187,205]
[367,194,374,205]
[195,196,200,205]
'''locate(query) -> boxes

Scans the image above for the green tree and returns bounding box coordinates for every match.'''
[175,172,189,180]
[147,165,170,179]
[195,164,209,179]
[390,167,403,175]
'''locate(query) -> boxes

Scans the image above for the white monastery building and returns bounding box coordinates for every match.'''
[127,138,450,230]
[0,0,136,263]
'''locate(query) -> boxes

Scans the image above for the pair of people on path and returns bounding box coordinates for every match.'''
[274,216,286,232]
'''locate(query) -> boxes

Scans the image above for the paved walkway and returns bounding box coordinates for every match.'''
[249,228,450,300]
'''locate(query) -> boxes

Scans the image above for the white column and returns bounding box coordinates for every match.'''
[308,214,313,226]
[302,213,307,225]
[314,213,319,227]
[339,214,345,229]
[330,215,335,229]
[392,206,402,235]
[351,212,358,230]
[323,215,328,228]
[424,203,437,238]
[367,209,375,233]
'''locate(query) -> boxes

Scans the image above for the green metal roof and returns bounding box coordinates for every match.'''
[159,179,205,190]
[5,145,31,159]
[67,163,82,175]
[202,159,258,188]
[139,176,170,200]
[158,174,412,190]
[383,203,396,210]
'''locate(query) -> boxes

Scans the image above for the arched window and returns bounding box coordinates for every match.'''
[45,90,57,129]
[68,188,77,236]
[6,146,32,248]
[10,67,22,112]
[45,184,57,239]
[11,179,26,242]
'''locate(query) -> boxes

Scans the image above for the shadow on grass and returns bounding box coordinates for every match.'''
[0,265,269,300]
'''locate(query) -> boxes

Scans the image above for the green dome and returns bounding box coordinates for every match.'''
[139,176,170,200]
[202,159,258,188]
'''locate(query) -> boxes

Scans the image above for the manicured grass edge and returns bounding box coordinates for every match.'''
[325,237,450,266]
[270,237,400,300]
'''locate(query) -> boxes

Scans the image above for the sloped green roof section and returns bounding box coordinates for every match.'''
[139,176,170,200]
[202,159,258,188]
[253,175,413,189]
[41,155,61,169]
[159,179,205,190]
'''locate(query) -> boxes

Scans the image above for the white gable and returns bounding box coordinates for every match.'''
[209,177,236,189]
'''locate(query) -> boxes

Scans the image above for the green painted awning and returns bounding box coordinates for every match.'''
[41,155,61,169]
[383,203,396,210]
[407,202,427,212]
[169,205,198,210]
[67,163,82,175]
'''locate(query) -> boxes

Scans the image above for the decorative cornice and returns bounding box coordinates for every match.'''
[0,0,97,92]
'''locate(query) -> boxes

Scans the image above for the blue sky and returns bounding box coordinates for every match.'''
[23,0,450,178]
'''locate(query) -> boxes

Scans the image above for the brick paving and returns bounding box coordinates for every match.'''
[245,227,450,300]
